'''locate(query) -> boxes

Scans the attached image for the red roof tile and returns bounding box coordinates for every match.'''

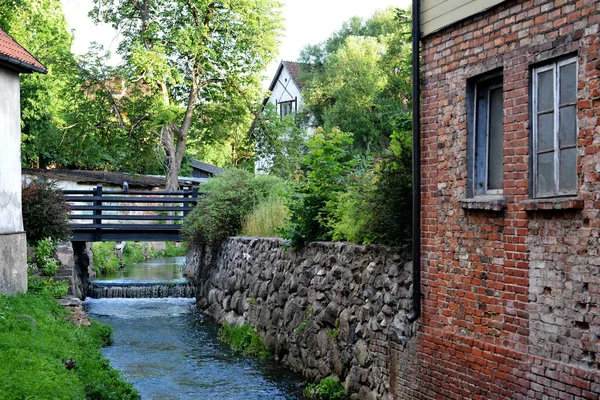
[0,28,46,73]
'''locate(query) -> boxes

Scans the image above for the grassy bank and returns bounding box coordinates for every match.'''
[0,293,139,399]
[92,241,187,275]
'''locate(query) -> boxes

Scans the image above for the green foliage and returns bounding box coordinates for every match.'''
[27,238,69,298]
[251,103,307,178]
[293,306,314,334]
[298,7,412,154]
[165,242,187,257]
[82,0,283,189]
[91,242,122,276]
[218,323,270,359]
[183,169,288,245]
[22,179,71,244]
[0,293,139,399]
[241,195,289,237]
[304,376,346,400]
[283,128,355,248]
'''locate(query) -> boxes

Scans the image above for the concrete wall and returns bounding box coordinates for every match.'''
[418,0,600,398]
[187,238,417,399]
[0,67,27,294]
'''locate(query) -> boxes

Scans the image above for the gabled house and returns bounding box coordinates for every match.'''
[0,29,46,294]
[406,0,600,398]
[255,60,309,174]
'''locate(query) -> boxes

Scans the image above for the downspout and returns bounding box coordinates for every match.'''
[407,0,421,323]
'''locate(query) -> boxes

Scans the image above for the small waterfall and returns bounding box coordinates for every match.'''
[90,281,196,299]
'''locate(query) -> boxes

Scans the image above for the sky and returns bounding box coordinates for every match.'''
[60,0,411,86]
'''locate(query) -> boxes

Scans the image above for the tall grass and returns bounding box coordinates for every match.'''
[241,196,289,237]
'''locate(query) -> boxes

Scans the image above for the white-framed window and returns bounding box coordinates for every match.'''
[532,57,578,197]
[470,76,504,196]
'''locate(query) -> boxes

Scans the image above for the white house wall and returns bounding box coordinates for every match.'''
[266,65,303,109]
[0,67,27,294]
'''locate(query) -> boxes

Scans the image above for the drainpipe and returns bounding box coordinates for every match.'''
[407,0,421,323]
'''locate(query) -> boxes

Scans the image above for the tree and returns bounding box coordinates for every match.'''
[0,0,80,169]
[88,0,283,190]
[298,7,412,154]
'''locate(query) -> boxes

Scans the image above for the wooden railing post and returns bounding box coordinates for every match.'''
[94,184,102,241]
[183,187,190,218]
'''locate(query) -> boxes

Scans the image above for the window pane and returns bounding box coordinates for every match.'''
[537,70,554,112]
[538,113,554,152]
[559,105,577,147]
[537,152,555,195]
[560,63,577,105]
[487,87,503,190]
[560,148,577,192]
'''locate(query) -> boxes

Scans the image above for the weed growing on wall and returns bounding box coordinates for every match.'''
[304,376,346,400]
[27,238,68,298]
[218,323,271,360]
[0,293,139,399]
[22,179,71,244]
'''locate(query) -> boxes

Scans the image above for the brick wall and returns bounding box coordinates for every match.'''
[417,0,600,399]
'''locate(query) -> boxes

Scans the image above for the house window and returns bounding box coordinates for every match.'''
[532,57,578,197]
[469,76,504,196]
[279,100,296,117]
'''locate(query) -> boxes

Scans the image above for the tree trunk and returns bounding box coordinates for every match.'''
[161,123,185,192]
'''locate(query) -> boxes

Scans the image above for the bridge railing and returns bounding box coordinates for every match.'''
[62,184,202,242]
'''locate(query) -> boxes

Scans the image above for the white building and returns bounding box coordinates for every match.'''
[0,29,46,294]
[255,60,308,174]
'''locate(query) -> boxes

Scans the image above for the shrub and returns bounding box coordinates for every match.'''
[283,127,355,248]
[304,376,346,400]
[182,169,288,246]
[27,238,68,298]
[218,323,270,359]
[241,195,289,237]
[22,179,71,244]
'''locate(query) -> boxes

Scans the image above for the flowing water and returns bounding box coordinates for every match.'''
[84,257,304,399]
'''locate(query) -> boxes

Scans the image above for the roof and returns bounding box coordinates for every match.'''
[262,60,307,106]
[23,168,203,189]
[0,29,46,74]
[190,160,225,175]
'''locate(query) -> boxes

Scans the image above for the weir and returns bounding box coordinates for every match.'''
[89,281,196,299]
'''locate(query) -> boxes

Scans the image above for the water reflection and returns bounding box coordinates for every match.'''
[96,256,186,284]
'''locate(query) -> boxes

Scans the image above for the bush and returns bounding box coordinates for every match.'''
[283,127,355,248]
[304,376,346,400]
[218,323,270,359]
[241,195,289,237]
[28,238,69,298]
[182,169,288,246]
[22,179,71,244]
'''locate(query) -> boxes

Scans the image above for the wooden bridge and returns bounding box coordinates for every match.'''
[62,185,201,242]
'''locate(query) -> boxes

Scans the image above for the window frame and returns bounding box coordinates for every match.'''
[467,72,504,199]
[278,99,296,118]
[531,56,578,198]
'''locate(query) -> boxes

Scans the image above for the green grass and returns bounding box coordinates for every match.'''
[0,293,139,399]
[241,196,289,237]
[218,323,271,360]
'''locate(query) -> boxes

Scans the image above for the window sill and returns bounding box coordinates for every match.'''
[459,196,506,211]
[522,197,583,211]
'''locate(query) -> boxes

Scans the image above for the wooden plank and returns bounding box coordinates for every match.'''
[64,196,199,203]
[71,230,182,242]
[71,223,183,230]
[68,214,183,221]
[69,205,195,212]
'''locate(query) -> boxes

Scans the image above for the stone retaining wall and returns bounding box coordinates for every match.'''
[186,237,417,399]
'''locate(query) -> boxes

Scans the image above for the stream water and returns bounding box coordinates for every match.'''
[84,257,304,399]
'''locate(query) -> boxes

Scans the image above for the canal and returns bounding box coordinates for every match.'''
[84,257,304,399]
